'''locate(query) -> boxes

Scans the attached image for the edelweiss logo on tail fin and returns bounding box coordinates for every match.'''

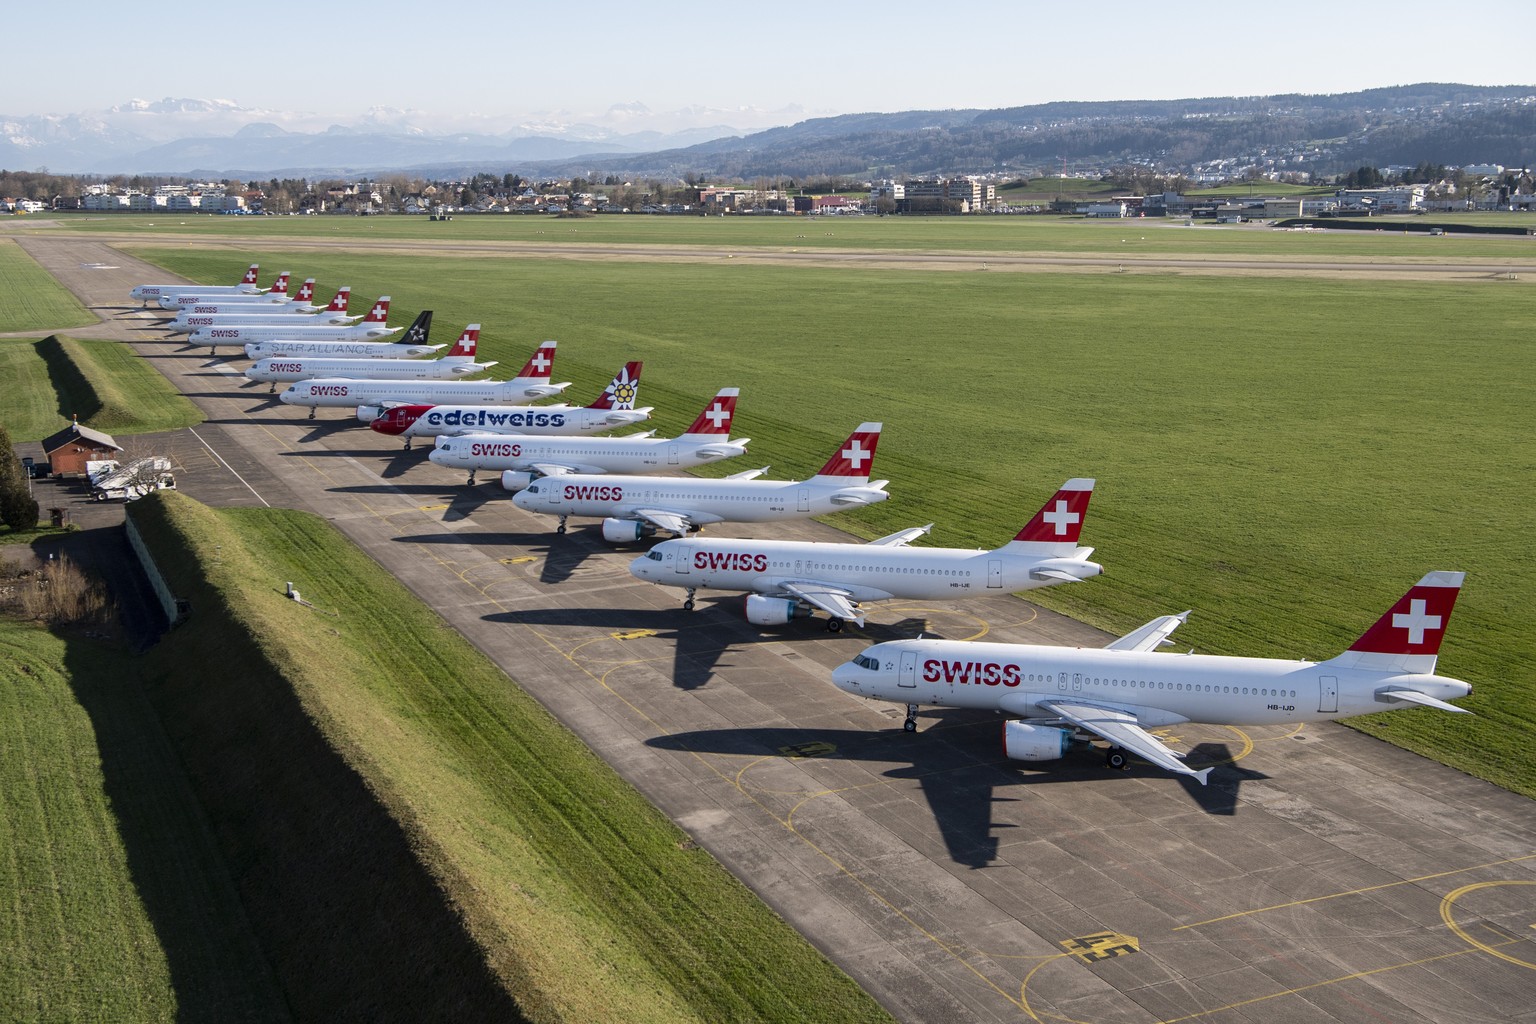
[590,362,643,410]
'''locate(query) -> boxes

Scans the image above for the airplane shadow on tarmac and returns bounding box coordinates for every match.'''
[649,722,1262,866]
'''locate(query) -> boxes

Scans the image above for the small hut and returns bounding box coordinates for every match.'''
[40,421,123,477]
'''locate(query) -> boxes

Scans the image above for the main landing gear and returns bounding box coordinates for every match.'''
[682,588,696,612]
[826,618,844,633]
[903,704,919,733]
[1105,748,1131,771]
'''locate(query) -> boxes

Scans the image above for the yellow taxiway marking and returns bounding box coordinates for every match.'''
[500,556,537,565]
[1441,880,1536,970]
[612,629,658,641]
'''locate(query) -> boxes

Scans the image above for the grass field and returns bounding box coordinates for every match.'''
[120,237,1536,799]
[129,491,893,1023]
[0,620,287,1022]
[0,335,202,441]
[30,207,1536,259]
[0,239,95,334]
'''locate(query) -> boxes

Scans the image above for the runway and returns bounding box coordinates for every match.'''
[16,232,1536,1024]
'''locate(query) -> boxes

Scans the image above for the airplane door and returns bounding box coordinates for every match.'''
[898,650,917,688]
[674,551,690,576]
[667,444,679,465]
[987,559,1003,589]
[797,488,811,512]
[1319,675,1338,714]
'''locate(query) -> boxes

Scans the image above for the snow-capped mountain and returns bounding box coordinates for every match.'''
[0,98,808,175]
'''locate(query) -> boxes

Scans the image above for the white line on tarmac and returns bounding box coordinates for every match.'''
[189,427,271,507]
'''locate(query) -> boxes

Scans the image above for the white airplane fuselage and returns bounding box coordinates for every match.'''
[170,310,347,334]
[132,283,260,302]
[370,404,645,437]
[429,432,747,480]
[832,638,1472,727]
[247,356,489,384]
[631,537,1098,603]
[245,339,437,360]
[191,322,393,346]
[160,291,289,310]
[512,475,889,528]
[282,381,570,413]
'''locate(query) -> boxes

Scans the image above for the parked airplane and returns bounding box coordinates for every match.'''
[280,341,579,422]
[167,284,357,334]
[428,386,748,486]
[189,296,398,353]
[630,479,1100,630]
[130,263,262,304]
[364,361,647,445]
[831,571,1474,784]
[159,271,292,310]
[511,422,888,541]
[246,324,495,389]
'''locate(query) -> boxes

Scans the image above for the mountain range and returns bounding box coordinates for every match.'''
[3,85,1533,181]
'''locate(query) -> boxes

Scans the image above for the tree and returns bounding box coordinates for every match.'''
[0,423,38,532]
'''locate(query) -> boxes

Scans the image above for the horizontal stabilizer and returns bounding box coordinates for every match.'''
[1375,687,1473,714]
[727,467,770,480]
[1032,568,1086,583]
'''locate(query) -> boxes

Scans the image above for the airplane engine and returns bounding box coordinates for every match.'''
[744,595,804,626]
[500,471,536,493]
[355,405,383,423]
[601,518,656,544]
[1002,721,1072,762]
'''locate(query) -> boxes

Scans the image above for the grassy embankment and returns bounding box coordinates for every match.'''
[130,238,1536,799]
[127,490,892,1023]
[0,620,288,1022]
[36,203,1536,257]
[0,335,201,442]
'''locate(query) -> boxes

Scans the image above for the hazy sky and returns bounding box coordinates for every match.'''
[7,1,1532,127]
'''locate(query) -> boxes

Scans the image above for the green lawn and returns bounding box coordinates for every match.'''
[0,336,201,441]
[0,239,95,333]
[123,241,1536,799]
[30,206,1536,259]
[0,621,286,1023]
[128,491,892,1023]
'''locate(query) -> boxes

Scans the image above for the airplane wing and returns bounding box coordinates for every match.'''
[1104,611,1190,653]
[529,463,581,477]
[867,524,933,547]
[630,509,694,536]
[1040,699,1211,785]
[780,582,863,625]
[1375,687,1473,714]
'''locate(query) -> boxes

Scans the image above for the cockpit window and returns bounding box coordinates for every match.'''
[853,654,880,670]
[647,550,663,561]
[526,484,540,494]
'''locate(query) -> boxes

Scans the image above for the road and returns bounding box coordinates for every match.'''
[14,231,1536,1024]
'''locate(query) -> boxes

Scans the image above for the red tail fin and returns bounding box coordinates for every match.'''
[1348,572,1463,658]
[515,340,556,380]
[362,296,390,323]
[294,278,315,303]
[587,362,643,410]
[681,388,738,437]
[269,272,291,296]
[240,263,260,285]
[812,423,881,480]
[1013,479,1094,544]
[446,325,479,358]
[324,287,351,313]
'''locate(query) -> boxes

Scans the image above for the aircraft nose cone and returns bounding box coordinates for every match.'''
[627,559,648,581]
[830,662,860,692]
